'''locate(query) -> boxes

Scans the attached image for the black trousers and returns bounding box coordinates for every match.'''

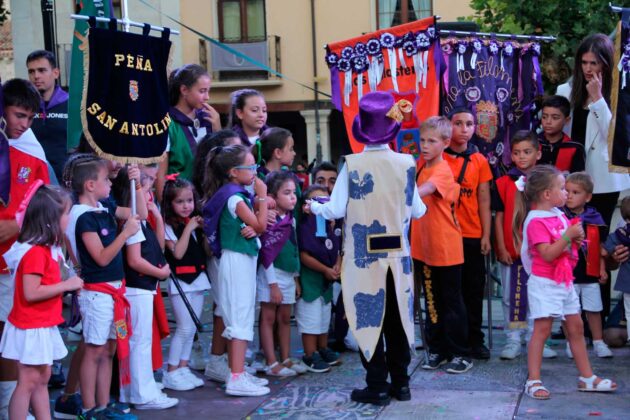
[358,270,411,392]
[461,238,486,348]
[590,191,620,321]
[415,260,469,358]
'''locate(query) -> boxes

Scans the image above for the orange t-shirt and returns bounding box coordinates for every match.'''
[410,160,463,266]
[444,151,492,239]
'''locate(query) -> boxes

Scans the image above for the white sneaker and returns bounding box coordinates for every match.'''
[566,342,574,359]
[180,367,204,388]
[244,372,269,386]
[134,392,179,410]
[226,373,270,397]
[593,340,613,358]
[500,340,521,360]
[205,354,231,383]
[188,342,209,371]
[249,359,266,373]
[542,344,557,359]
[162,369,196,391]
[282,358,308,374]
[155,381,164,390]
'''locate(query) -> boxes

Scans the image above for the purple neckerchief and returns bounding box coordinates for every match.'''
[0,82,9,206]
[562,206,605,227]
[259,213,294,269]
[202,183,251,257]
[232,123,270,147]
[169,106,212,154]
[298,208,340,267]
[506,167,526,180]
[41,86,69,114]
[615,222,630,247]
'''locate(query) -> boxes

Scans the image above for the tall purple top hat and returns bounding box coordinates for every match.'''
[352,91,401,145]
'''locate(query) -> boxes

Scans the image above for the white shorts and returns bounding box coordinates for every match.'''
[0,273,13,322]
[528,275,581,320]
[207,257,223,317]
[218,250,257,341]
[0,321,67,365]
[573,283,603,312]
[256,266,297,304]
[78,288,117,345]
[295,297,331,335]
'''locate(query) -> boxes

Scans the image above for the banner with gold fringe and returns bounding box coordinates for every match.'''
[81,19,171,164]
[325,17,441,154]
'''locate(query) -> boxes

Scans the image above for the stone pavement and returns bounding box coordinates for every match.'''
[54,295,629,419]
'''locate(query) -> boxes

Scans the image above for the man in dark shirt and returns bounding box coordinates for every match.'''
[27,50,69,181]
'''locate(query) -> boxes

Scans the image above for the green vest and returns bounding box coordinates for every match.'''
[219,194,259,256]
[299,265,333,303]
[167,121,194,180]
[273,226,300,273]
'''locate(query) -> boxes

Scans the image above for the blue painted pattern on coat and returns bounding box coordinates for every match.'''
[405,166,415,206]
[349,170,375,200]
[402,256,412,275]
[354,288,385,329]
[352,221,387,268]
[406,288,414,324]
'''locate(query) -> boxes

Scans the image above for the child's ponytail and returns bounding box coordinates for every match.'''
[202,144,249,201]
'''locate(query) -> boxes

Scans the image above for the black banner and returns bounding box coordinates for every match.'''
[82,20,171,164]
[609,10,630,171]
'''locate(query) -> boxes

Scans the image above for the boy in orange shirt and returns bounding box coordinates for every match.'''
[411,116,472,374]
[444,108,493,360]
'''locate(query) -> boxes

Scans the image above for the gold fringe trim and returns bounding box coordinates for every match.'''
[608,21,630,174]
[80,27,168,165]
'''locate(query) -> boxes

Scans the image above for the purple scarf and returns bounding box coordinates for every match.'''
[563,206,605,227]
[169,106,213,154]
[259,213,294,269]
[202,183,251,257]
[615,222,630,247]
[298,213,341,268]
[41,86,69,113]
[232,123,270,147]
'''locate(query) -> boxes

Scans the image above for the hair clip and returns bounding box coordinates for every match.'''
[255,139,262,164]
[165,173,180,182]
[15,180,45,229]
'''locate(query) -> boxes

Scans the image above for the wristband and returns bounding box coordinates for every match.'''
[561,233,571,244]
[257,197,267,202]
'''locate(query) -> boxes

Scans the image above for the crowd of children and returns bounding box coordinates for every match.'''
[0,56,628,419]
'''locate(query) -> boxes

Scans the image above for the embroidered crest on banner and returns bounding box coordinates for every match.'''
[475,100,499,143]
[129,80,139,101]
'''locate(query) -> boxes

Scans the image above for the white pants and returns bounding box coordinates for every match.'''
[167,290,204,366]
[120,292,160,404]
[218,250,257,341]
[500,264,533,342]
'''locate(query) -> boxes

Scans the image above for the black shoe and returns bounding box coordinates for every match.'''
[470,344,491,360]
[389,386,411,401]
[350,387,391,406]
[445,356,474,374]
[421,353,448,370]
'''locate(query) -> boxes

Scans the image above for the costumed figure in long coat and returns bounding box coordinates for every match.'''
[309,91,426,405]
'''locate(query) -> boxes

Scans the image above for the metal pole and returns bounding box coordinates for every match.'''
[70,14,180,34]
[439,29,556,42]
[310,0,322,163]
[41,0,56,56]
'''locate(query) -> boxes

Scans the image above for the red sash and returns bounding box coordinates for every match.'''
[585,225,601,278]
[556,147,576,172]
[495,176,520,259]
[83,281,132,386]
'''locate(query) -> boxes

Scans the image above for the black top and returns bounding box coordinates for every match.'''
[165,223,207,284]
[125,222,167,291]
[75,199,124,283]
[571,107,590,147]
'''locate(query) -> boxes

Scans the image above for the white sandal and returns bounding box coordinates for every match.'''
[525,379,551,400]
[577,375,617,392]
[265,361,297,377]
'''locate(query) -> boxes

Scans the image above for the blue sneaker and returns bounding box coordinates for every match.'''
[319,348,341,366]
[77,408,105,420]
[100,407,138,419]
[107,401,131,414]
[48,361,66,388]
[53,393,82,419]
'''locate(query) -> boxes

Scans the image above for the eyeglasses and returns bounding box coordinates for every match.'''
[234,164,259,172]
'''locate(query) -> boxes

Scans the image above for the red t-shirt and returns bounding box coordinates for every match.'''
[8,246,64,329]
[0,146,50,272]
